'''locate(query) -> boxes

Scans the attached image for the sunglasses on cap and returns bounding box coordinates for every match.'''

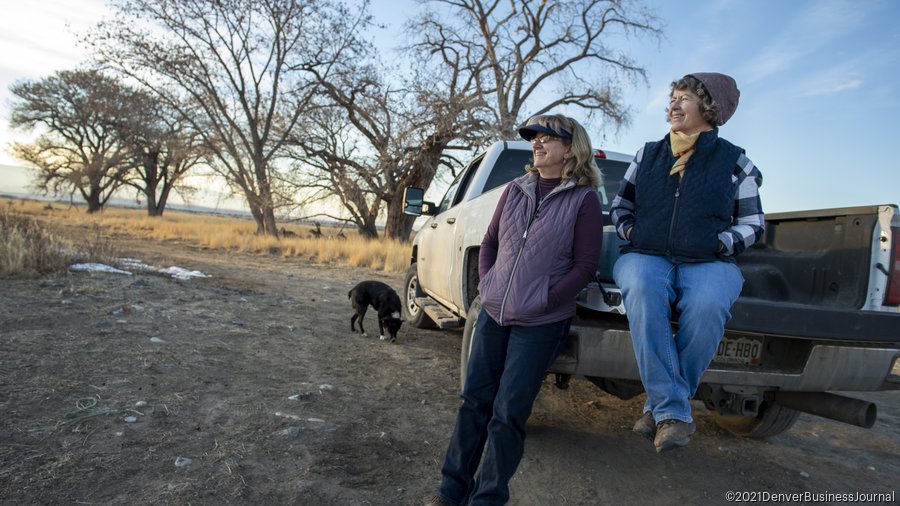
[518,123,572,141]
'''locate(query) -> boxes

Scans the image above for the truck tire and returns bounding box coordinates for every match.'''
[402,263,436,329]
[712,402,801,438]
[459,296,482,391]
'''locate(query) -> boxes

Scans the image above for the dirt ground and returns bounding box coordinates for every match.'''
[1,232,898,505]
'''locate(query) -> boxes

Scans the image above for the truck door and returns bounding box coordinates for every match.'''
[417,156,483,311]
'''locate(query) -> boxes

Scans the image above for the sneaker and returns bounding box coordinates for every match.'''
[632,411,656,440]
[653,419,696,453]
[424,495,455,506]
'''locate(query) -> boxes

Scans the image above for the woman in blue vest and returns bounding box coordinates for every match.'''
[609,73,765,453]
[427,114,603,506]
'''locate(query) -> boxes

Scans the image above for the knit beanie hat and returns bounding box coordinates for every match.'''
[688,72,740,126]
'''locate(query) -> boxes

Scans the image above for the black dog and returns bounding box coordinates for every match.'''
[349,281,403,343]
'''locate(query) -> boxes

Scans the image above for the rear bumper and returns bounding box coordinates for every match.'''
[553,322,900,392]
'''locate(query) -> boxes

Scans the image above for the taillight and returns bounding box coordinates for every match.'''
[885,228,900,306]
[593,149,607,159]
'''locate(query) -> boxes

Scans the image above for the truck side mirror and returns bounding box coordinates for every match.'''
[403,187,436,216]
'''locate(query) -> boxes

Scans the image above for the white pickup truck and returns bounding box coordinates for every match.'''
[402,140,900,438]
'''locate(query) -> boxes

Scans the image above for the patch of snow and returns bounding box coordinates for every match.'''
[69,263,133,275]
[68,259,209,280]
[275,411,302,420]
[159,266,208,280]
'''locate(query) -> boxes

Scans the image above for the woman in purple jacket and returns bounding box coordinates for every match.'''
[426,114,604,506]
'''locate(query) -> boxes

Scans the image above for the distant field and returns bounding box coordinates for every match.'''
[0,197,410,275]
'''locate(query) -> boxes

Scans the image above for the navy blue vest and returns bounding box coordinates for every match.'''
[625,129,744,263]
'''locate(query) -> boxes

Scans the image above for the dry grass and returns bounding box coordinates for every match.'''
[1,197,410,274]
[1,199,117,276]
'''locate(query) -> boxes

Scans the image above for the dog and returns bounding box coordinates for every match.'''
[349,281,403,342]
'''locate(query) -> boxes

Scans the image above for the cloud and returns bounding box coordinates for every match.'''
[802,79,863,97]
[0,0,107,77]
[738,0,868,84]
[0,35,85,77]
[784,40,890,99]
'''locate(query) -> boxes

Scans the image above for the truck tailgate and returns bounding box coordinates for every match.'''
[728,299,899,342]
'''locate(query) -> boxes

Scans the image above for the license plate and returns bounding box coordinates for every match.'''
[714,335,764,365]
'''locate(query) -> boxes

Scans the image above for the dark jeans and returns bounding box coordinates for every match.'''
[437,309,571,506]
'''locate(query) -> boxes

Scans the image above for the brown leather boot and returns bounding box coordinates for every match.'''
[632,411,656,440]
[654,419,696,453]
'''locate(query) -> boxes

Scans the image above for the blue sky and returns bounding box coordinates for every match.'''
[2,0,899,213]
[605,0,900,213]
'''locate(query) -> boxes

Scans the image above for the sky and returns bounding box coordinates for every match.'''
[1,0,899,214]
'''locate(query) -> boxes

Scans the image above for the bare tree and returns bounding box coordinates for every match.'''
[291,0,660,241]
[410,0,661,137]
[285,104,384,238]
[119,93,210,216]
[8,69,135,213]
[88,0,370,235]
[287,38,490,241]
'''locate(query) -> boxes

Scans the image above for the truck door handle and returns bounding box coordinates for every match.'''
[446,218,456,224]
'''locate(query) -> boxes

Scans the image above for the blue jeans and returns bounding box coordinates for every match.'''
[613,252,744,424]
[437,310,571,506]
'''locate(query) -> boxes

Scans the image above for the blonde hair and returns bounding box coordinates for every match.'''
[523,114,602,188]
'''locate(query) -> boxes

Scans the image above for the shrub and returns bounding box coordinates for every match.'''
[1,202,118,276]
[0,206,68,275]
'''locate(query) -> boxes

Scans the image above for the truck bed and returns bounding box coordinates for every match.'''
[731,206,898,342]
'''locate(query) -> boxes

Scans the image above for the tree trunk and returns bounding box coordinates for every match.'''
[249,204,265,234]
[383,141,446,240]
[358,221,379,239]
[143,151,160,216]
[145,184,159,216]
[384,191,417,241]
[151,183,173,216]
[245,189,279,236]
[262,206,278,237]
[85,181,103,213]
[86,194,103,213]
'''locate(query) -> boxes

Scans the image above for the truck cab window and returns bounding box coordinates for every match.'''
[438,156,484,214]
[596,159,628,213]
[479,150,629,214]
[483,150,534,193]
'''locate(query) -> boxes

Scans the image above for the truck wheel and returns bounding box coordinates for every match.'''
[402,263,436,329]
[459,296,482,392]
[712,402,801,438]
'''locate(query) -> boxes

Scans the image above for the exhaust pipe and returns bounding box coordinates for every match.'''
[773,391,877,428]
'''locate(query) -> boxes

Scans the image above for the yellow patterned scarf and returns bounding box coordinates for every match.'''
[669,130,700,177]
